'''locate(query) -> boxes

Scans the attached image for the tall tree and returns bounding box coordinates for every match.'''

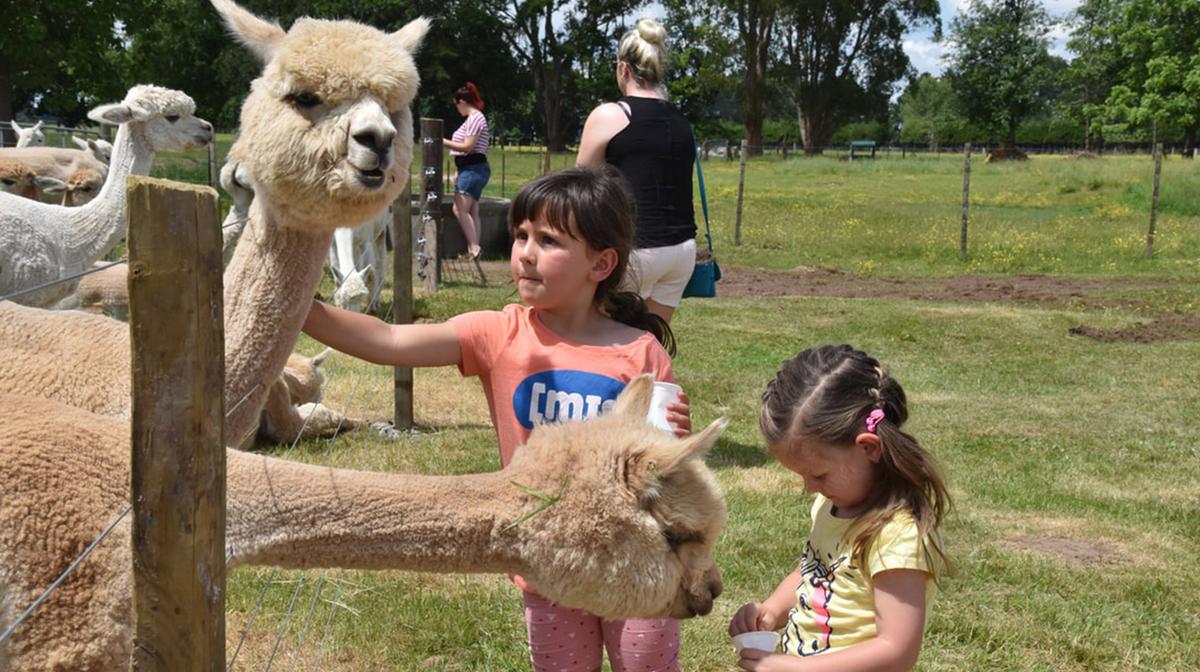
[504,0,635,150]
[1061,0,1123,150]
[662,0,741,141]
[1102,0,1200,157]
[724,0,778,156]
[896,74,968,149]
[779,0,940,155]
[0,0,141,132]
[945,0,1056,154]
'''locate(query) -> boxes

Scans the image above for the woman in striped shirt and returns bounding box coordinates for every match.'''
[444,82,491,259]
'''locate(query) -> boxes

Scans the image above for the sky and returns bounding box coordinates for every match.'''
[904,0,1083,76]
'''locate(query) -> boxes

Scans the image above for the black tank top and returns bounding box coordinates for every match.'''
[604,96,697,248]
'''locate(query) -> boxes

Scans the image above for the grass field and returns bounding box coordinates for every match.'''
[142,148,1199,670]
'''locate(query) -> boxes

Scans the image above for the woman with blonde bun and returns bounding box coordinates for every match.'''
[578,18,697,325]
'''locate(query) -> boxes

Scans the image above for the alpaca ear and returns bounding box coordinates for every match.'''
[72,136,88,150]
[9,120,19,133]
[311,348,334,368]
[88,103,134,126]
[211,0,285,63]
[38,177,66,194]
[621,418,728,504]
[612,374,655,418]
[31,121,43,132]
[659,417,728,473]
[392,17,431,53]
[362,263,376,287]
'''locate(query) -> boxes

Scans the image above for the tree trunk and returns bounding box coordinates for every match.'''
[1005,116,1018,150]
[0,54,13,146]
[1184,126,1196,159]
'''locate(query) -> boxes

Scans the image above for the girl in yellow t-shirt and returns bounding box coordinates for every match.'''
[728,345,951,671]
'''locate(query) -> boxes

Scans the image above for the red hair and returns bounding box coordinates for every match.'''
[454,82,484,111]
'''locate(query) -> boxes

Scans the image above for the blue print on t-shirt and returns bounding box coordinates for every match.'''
[513,370,626,430]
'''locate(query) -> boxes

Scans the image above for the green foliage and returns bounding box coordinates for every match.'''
[945,0,1058,147]
[1098,0,1200,151]
[897,74,973,148]
[0,0,142,124]
[776,0,940,151]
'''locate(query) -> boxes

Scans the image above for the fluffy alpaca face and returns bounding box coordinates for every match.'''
[511,376,729,620]
[213,0,428,231]
[88,85,214,153]
[11,119,45,148]
[62,169,104,206]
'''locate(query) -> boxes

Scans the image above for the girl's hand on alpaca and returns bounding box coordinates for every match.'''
[666,389,692,437]
[510,573,541,597]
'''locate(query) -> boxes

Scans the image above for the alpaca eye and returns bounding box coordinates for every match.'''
[2,179,14,186]
[165,115,180,123]
[287,91,323,109]
[663,529,702,551]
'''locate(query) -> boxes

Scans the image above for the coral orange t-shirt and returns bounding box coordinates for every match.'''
[451,304,674,466]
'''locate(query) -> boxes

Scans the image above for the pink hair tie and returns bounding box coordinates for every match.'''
[865,409,885,433]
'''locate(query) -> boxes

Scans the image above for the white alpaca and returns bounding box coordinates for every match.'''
[71,135,114,164]
[218,157,254,266]
[328,210,388,312]
[10,119,45,147]
[0,85,213,306]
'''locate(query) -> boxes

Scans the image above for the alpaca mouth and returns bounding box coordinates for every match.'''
[356,168,385,188]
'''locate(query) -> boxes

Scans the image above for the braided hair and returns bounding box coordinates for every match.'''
[760,344,950,577]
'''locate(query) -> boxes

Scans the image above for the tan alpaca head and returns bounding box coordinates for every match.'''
[509,375,728,620]
[212,0,428,231]
[281,348,333,404]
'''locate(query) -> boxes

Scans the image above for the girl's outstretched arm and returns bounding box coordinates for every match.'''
[736,569,928,672]
[303,300,462,368]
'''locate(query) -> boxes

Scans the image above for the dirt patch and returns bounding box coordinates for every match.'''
[714,266,1199,343]
[1004,534,1128,567]
[1068,314,1200,343]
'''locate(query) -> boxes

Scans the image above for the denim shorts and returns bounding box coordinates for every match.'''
[455,161,491,200]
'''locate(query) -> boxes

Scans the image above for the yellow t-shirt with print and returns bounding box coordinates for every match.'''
[780,495,939,657]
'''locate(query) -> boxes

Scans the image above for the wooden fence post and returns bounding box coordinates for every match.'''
[541,149,551,176]
[960,143,972,260]
[392,180,414,430]
[128,176,224,672]
[1147,142,1163,258]
[420,118,443,293]
[735,139,748,246]
[501,145,507,198]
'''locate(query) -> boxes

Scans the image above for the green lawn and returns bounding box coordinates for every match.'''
[172,150,1197,670]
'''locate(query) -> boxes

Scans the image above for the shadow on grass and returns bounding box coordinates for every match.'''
[710,437,772,468]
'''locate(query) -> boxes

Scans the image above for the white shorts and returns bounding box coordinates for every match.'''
[620,238,696,308]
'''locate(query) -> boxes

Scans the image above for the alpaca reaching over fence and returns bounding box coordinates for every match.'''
[0,85,212,306]
[0,376,728,671]
[10,119,45,147]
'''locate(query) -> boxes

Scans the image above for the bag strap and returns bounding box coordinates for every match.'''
[694,143,714,256]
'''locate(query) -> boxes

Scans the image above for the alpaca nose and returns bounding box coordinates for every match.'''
[352,128,395,157]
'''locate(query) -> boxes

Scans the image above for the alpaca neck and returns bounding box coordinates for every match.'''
[221,201,333,445]
[64,123,153,268]
[226,450,531,574]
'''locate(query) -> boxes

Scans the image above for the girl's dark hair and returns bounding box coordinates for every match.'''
[760,345,951,579]
[453,82,484,110]
[508,166,675,355]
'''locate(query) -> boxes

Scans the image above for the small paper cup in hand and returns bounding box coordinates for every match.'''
[732,630,780,654]
[647,381,682,432]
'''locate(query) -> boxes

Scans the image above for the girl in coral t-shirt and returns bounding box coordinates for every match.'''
[303,165,691,671]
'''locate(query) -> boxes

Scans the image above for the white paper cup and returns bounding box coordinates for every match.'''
[647,382,682,432]
[732,630,780,654]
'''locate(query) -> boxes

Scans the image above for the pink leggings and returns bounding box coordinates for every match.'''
[524,592,681,672]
